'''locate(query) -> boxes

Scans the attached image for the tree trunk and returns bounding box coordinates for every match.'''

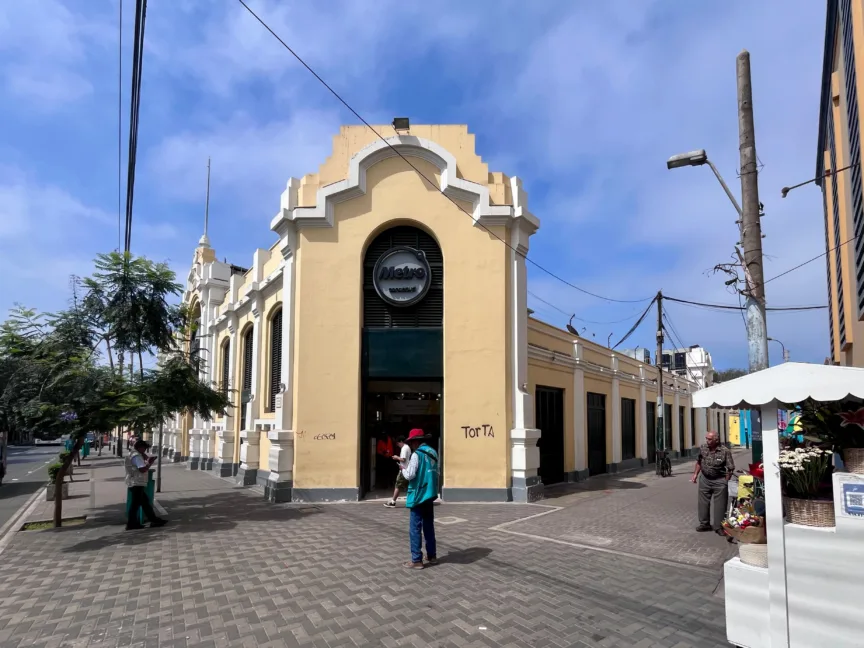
[105,337,114,374]
[138,349,144,380]
[54,436,84,528]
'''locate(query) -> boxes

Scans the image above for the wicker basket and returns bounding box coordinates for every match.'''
[739,543,768,568]
[723,524,766,544]
[784,496,836,527]
[843,448,864,474]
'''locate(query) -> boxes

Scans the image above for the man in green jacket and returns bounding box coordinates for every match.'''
[401,428,439,569]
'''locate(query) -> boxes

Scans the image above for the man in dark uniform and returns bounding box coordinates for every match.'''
[691,430,735,534]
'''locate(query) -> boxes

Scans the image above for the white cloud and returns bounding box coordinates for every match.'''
[0,0,110,107]
[145,109,342,210]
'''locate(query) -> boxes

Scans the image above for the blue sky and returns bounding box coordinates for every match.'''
[0,0,830,370]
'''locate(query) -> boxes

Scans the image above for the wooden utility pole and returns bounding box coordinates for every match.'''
[737,50,768,461]
[655,291,664,458]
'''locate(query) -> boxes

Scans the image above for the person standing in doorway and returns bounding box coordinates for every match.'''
[400,429,439,568]
[384,436,411,508]
[691,430,735,535]
[125,439,167,530]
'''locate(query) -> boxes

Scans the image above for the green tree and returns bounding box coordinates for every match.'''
[0,252,229,527]
[712,368,747,384]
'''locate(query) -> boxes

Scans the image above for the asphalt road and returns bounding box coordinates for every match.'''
[0,445,62,529]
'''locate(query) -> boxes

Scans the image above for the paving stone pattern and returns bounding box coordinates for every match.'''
[527,453,748,569]
[0,461,731,647]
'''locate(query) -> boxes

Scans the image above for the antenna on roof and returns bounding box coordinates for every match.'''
[198,157,211,248]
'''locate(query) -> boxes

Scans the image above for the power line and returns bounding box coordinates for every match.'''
[663,295,827,312]
[527,291,650,325]
[611,295,657,350]
[762,234,859,286]
[235,0,651,305]
[117,0,122,252]
[124,0,148,253]
[662,312,703,386]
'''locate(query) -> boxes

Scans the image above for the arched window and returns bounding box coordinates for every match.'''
[220,339,230,395]
[269,310,283,411]
[240,327,254,425]
[363,225,443,328]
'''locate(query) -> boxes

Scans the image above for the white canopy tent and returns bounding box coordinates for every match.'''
[693,362,864,648]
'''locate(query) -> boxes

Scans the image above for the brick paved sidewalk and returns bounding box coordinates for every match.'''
[0,462,730,648]
[21,454,130,526]
[515,449,751,569]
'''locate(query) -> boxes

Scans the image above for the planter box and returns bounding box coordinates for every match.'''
[46,482,69,502]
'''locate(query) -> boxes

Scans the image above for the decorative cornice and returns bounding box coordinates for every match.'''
[528,344,693,394]
[269,135,541,236]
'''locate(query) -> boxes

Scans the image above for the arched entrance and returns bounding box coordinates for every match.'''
[360,225,443,499]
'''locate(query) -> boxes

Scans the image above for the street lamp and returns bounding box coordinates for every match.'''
[768,337,790,362]
[666,149,744,219]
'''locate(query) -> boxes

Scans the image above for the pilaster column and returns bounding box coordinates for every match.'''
[673,379,681,456]
[275,235,296,434]
[639,365,648,462]
[265,430,294,502]
[610,354,622,470]
[187,429,203,470]
[237,428,260,486]
[215,427,235,478]
[225,312,238,437]
[509,220,542,502]
[571,340,586,480]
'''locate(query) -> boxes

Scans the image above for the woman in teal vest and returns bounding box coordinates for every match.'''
[400,428,439,569]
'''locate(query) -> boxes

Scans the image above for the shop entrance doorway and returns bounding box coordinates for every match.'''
[360,225,443,501]
[361,381,442,500]
[535,386,565,485]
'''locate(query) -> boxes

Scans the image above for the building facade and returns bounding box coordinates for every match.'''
[817,0,864,367]
[162,125,709,503]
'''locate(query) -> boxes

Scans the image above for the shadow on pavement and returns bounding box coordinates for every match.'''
[541,477,646,500]
[59,489,322,554]
[439,547,492,564]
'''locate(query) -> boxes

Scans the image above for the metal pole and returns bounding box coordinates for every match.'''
[157,421,163,493]
[737,49,768,463]
[655,292,664,469]
[706,160,744,218]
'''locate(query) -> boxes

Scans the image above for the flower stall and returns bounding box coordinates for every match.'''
[693,362,864,648]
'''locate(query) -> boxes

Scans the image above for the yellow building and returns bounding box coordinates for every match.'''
[164,125,706,502]
[818,0,864,367]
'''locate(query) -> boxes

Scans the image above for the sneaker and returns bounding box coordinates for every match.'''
[714,528,726,537]
[405,561,424,569]
[695,524,712,532]
[150,519,168,528]
[383,500,396,508]
[425,556,439,566]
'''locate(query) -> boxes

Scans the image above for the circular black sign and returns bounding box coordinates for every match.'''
[372,246,432,308]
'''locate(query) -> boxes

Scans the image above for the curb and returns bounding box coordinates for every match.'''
[0,487,45,556]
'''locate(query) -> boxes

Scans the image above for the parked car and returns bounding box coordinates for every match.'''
[85,433,96,448]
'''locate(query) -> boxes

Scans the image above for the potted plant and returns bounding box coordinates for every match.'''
[779,447,835,527]
[46,462,68,502]
[797,401,864,474]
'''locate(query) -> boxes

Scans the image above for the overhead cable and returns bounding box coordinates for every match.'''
[761,234,859,287]
[235,0,652,305]
[663,296,827,312]
[527,291,652,325]
[611,295,657,350]
[124,0,148,253]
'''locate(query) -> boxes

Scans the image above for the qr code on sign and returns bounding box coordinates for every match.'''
[848,494,864,508]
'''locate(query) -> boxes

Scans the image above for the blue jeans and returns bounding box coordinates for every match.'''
[409,500,437,563]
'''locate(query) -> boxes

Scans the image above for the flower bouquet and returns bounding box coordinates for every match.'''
[723,499,766,544]
[779,446,836,527]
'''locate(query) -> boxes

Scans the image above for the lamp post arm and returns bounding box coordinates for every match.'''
[706,160,744,217]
